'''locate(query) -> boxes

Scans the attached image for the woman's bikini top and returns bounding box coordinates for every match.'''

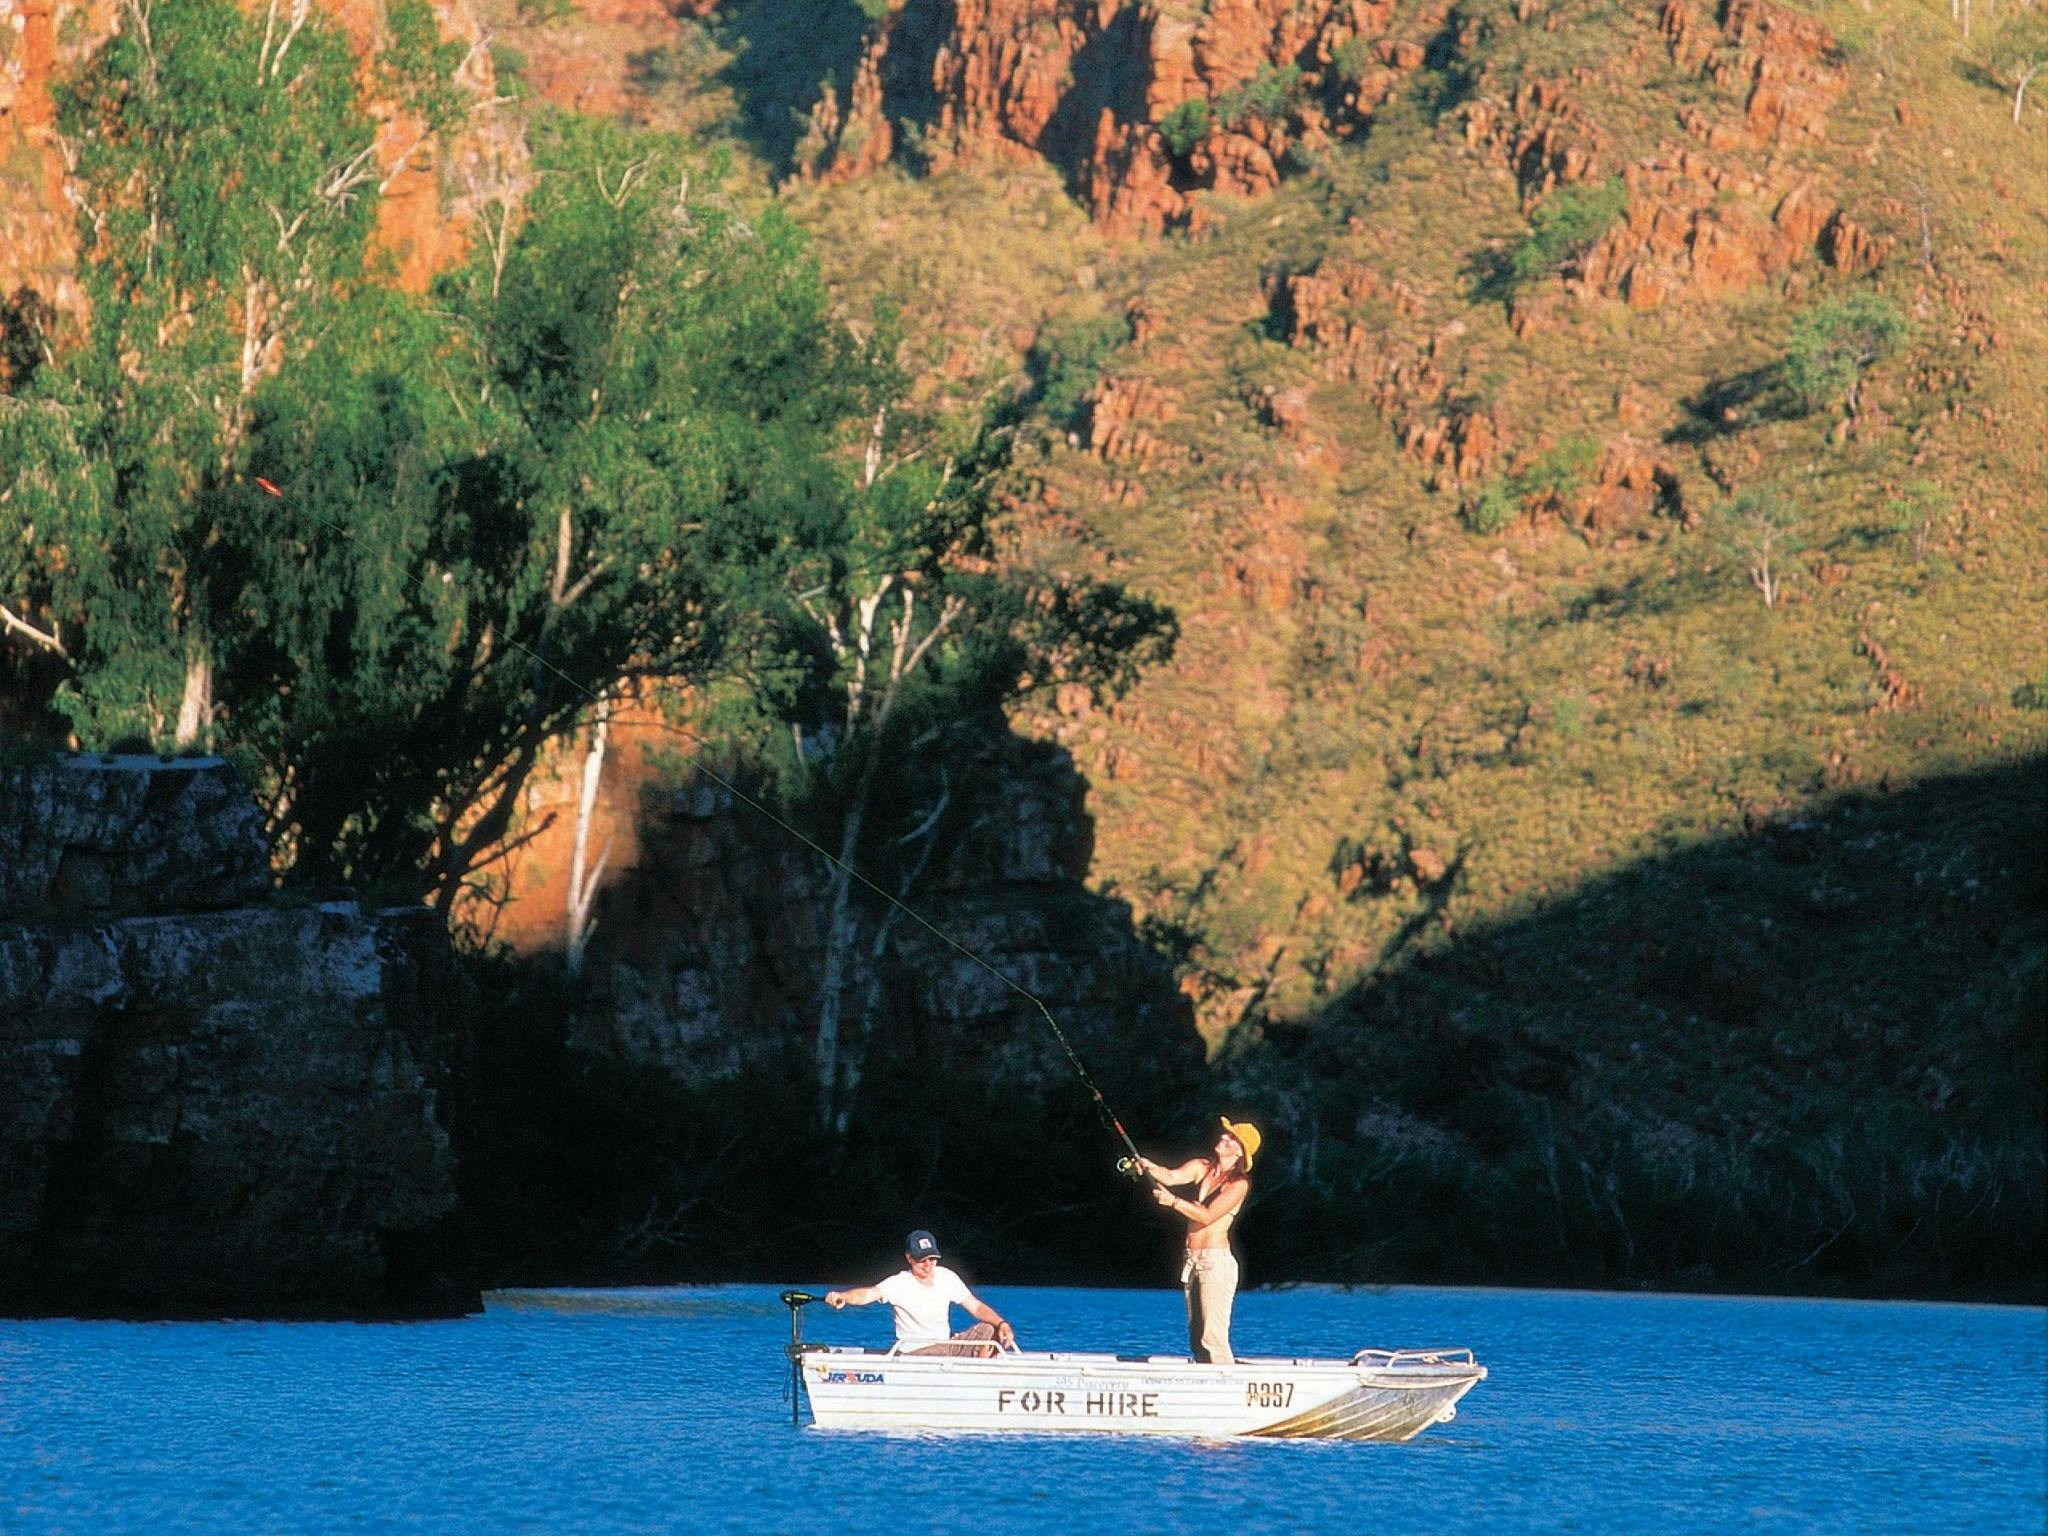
[1189,1161,1244,1244]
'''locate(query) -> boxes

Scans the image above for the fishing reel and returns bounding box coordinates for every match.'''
[1116,1156,1146,1182]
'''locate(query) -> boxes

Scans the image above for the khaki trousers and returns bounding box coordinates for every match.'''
[911,1322,1000,1358]
[1181,1249,1238,1365]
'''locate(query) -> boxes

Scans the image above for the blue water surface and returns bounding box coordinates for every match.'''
[2,1284,2042,1534]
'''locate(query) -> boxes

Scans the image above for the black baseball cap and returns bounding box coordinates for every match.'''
[905,1230,941,1260]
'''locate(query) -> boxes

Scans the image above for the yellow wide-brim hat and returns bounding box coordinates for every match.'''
[1220,1116,1262,1171]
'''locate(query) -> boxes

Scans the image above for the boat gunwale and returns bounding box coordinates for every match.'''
[795,1343,1485,1382]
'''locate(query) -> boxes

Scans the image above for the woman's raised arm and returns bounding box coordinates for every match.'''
[1152,1177,1247,1230]
[1137,1155,1210,1187]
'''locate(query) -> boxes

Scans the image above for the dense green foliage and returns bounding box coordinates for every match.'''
[1782,291,1908,416]
[3,0,387,745]
[1,0,891,912]
[1158,99,1213,158]
[1504,177,1628,290]
[234,118,877,907]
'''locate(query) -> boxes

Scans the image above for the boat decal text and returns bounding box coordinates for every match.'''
[821,1369,886,1385]
[1245,1381,1296,1408]
[996,1388,1160,1419]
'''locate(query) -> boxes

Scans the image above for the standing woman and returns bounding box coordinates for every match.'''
[1131,1117,1262,1365]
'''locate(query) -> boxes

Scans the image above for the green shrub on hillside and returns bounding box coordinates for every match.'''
[1034,312,1130,429]
[1783,291,1907,418]
[1885,479,1949,560]
[1521,435,1599,498]
[1462,436,1599,534]
[490,42,530,94]
[1158,99,1212,158]
[1710,488,1806,607]
[1157,68,1303,161]
[1331,35,1376,85]
[1217,65,1304,130]
[1463,481,1521,535]
[2014,675,2048,711]
[1977,9,2048,126]
[1506,177,1627,289]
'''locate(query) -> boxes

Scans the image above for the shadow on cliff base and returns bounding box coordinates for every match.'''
[1226,754,2046,1304]
[451,752,2043,1303]
[448,728,1211,1291]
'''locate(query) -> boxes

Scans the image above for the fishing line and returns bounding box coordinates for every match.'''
[250,477,1148,1169]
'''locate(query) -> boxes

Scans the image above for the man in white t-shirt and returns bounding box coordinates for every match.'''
[823,1230,1016,1356]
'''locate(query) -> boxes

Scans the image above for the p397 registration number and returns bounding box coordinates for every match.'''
[1245,1381,1295,1408]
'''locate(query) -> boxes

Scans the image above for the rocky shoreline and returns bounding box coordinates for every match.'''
[0,755,477,1318]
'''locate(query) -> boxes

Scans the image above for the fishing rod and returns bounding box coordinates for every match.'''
[250,476,1152,1176]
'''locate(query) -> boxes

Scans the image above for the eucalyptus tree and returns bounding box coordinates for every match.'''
[1711,489,1804,609]
[1782,291,1907,420]
[0,0,892,917]
[223,116,876,916]
[730,395,1177,1131]
[1981,6,2048,125]
[0,0,461,749]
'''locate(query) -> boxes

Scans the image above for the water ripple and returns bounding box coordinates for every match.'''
[2,1285,2041,1534]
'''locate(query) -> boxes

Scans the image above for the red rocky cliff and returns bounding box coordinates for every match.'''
[803,0,1448,237]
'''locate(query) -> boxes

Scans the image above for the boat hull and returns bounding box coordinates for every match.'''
[796,1347,1483,1442]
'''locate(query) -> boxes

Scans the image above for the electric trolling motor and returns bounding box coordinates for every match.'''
[780,1290,816,1427]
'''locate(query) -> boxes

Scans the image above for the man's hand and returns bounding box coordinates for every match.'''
[994,1319,1016,1348]
[825,1291,847,1309]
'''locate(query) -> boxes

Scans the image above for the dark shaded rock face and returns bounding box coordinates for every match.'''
[573,737,1194,1096]
[0,756,475,1317]
[0,754,270,919]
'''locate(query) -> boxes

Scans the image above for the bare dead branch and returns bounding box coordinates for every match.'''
[0,601,68,658]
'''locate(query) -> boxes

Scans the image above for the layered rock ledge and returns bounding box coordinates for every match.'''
[0,755,476,1318]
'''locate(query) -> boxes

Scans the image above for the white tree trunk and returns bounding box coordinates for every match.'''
[833,906,899,1139]
[173,647,212,750]
[565,703,612,977]
[831,785,948,1136]
[812,582,965,1127]
[813,794,869,1124]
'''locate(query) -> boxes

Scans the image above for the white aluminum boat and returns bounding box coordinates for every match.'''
[791,1340,1485,1441]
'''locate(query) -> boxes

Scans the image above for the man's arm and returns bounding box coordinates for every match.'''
[960,1289,1016,1346]
[825,1284,884,1308]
